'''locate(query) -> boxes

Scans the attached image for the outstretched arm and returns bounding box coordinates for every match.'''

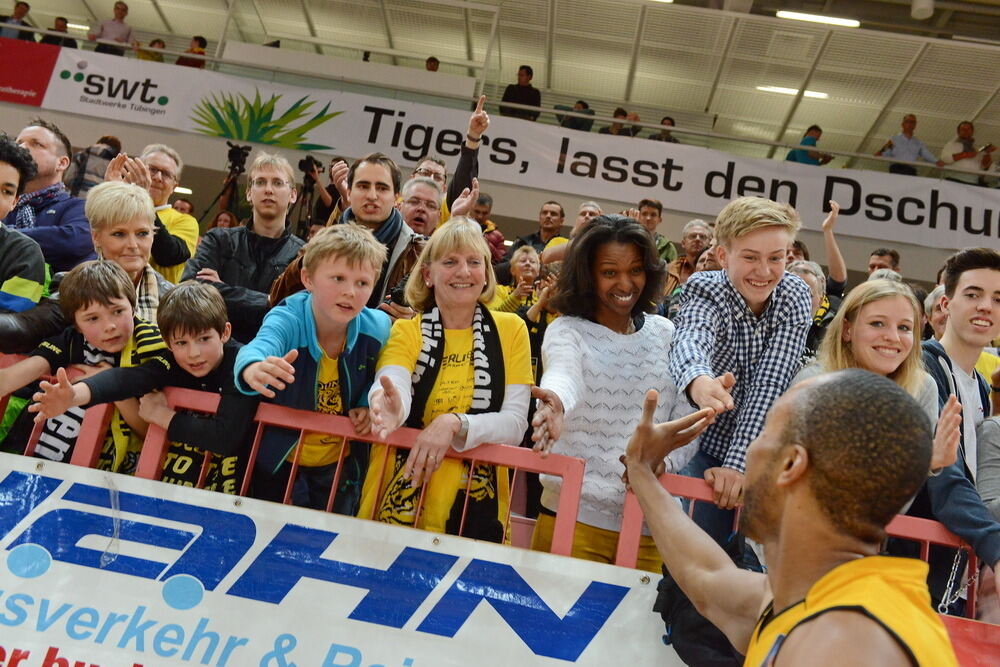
[821,201,847,285]
[623,390,768,653]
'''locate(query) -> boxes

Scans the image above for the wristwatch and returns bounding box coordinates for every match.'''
[454,413,469,439]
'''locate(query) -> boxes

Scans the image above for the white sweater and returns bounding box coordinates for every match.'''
[539,314,695,531]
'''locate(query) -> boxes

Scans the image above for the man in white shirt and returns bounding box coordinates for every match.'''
[940,121,994,186]
[88,1,133,56]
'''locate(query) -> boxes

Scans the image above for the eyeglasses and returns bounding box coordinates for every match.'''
[147,166,176,181]
[251,178,289,189]
[403,197,440,212]
[413,168,446,183]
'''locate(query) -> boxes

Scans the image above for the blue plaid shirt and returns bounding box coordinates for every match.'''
[669,270,812,472]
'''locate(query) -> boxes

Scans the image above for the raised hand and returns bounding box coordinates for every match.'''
[624,389,713,471]
[29,367,78,423]
[531,386,565,456]
[689,372,736,416]
[242,349,298,398]
[331,159,351,203]
[450,177,480,217]
[104,153,152,191]
[370,374,405,440]
[513,276,534,299]
[931,395,962,471]
[821,200,840,232]
[468,95,489,140]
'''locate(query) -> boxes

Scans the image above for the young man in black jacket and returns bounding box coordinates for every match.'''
[901,247,1000,613]
[182,152,304,343]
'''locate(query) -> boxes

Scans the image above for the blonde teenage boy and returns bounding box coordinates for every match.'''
[234,224,391,510]
[668,196,813,545]
[0,260,165,472]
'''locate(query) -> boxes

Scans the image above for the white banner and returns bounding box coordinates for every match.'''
[35,44,1000,251]
[0,453,681,666]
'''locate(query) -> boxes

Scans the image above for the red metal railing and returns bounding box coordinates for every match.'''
[129,386,584,556]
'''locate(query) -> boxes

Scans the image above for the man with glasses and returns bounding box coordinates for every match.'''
[397,177,442,236]
[182,153,305,342]
[4,118,95,272]
[137,144,200,284]
[665,219,712,294]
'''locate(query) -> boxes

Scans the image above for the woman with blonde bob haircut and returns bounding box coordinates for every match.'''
[362,217,532,542]
[86,180,171,322]
[792,279,959,471]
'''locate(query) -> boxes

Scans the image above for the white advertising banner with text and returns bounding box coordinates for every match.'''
[0,453,682,666]
[36,44,1000,251]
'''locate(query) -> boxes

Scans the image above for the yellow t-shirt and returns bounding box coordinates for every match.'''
[375,310,533,420]
[976,351,1000,392]
[744,556,956,667]
[297,351,345,467]
[544,236,569,251]
[150,207,200,284]
[359,310,532,533]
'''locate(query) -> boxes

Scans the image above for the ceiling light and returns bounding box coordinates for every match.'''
[756,85,829,99]
[776,10,860,28]
[66,23,89,31]
[173,186,193,195]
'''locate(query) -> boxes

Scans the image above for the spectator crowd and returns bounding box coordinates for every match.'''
[2,10,1000,663]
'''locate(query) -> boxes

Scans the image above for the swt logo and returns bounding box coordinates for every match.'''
[59,67,169,107]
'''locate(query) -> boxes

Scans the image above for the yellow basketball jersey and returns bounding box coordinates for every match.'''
[743,556,957,666]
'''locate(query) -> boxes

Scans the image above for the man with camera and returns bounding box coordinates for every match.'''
[941,120,995,185]
[302,155,343,226]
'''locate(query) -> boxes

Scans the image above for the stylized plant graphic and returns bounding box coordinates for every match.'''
[191,89,340,149]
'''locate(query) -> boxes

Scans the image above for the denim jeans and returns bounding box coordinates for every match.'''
[680,449,738,547]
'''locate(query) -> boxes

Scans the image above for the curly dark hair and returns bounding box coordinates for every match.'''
[551,214,666,321]
[0,134,38,196]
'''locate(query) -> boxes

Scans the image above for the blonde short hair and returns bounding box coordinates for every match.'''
[714,197,800,247]
[405,217,496,312]
[302,223,387,275]
[140,143,183,179]
[85,181,155,232]
[249,152,295,187]
[509,245,539,265]
[818,279,926,397]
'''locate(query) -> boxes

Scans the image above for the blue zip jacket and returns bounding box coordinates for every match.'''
[3,190,96,272]
[234,290,391,474]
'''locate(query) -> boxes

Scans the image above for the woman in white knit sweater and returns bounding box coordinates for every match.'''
[531,215,696,572]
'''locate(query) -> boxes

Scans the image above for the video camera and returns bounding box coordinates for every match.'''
[226,141,252,176]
